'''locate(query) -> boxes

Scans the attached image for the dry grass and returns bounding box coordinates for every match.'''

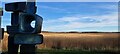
[39,32,119,51]
[1,33,8,51]
[0,32,120,51]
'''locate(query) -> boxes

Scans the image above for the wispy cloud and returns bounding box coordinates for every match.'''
[38,5,65,11]
[37,2,118,15]
[1,2,118,32]
[43,12,118,32]
[37,5,72,14]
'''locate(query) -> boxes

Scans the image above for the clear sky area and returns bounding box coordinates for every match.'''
[1,2,118,32]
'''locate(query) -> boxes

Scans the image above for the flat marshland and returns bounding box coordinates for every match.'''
[1,32,120,54]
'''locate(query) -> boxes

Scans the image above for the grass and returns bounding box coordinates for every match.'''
[38,32,119,51]
[1,49,118,54]
[36,49,119,54]
[0,32,120,53]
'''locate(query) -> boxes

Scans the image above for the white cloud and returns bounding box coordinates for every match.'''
[43,12,118,32]
[38,5,66,11]
[58,17,80,22]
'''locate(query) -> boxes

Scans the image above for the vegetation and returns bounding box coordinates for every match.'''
[0,32,119,54]
[36,49,118,54]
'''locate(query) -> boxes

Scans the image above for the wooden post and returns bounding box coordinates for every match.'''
[0,8,2,39]
[0,8,4,54]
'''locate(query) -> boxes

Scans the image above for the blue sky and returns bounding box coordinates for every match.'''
[1,2,118,32]
[0,0,119,2]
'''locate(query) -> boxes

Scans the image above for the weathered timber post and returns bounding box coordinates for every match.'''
[0,7,4,54]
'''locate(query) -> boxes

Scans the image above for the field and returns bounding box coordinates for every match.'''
[0,32,120,54]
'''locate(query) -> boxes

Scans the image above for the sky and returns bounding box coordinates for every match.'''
[0,2,119,32]
[0,0,119,2]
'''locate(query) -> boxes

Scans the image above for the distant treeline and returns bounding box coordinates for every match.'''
[42,31,120,33]
[4,31,120,33]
